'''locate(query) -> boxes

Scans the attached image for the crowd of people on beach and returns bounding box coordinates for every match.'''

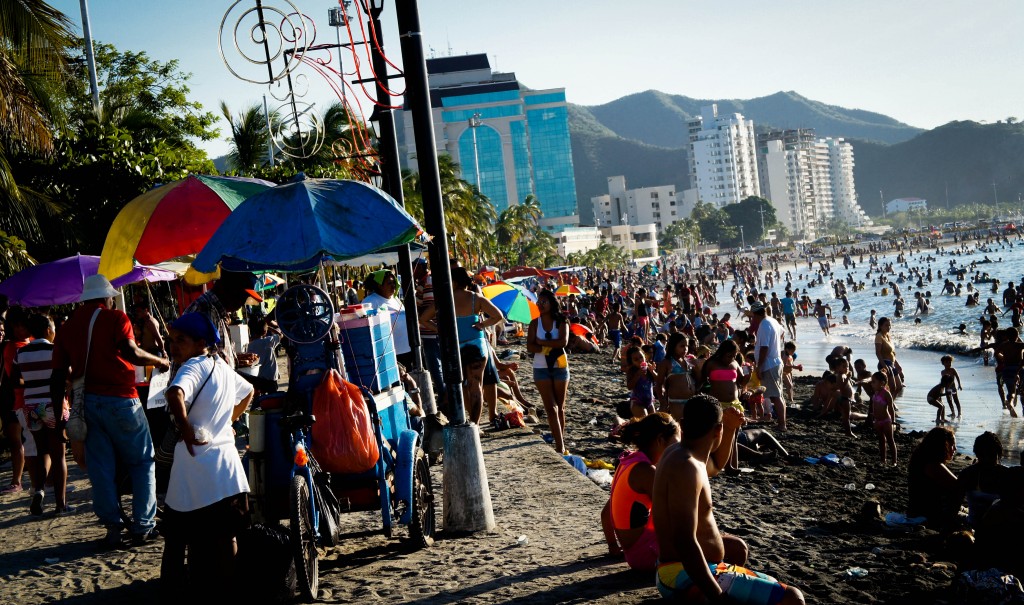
[6,226,1024,601]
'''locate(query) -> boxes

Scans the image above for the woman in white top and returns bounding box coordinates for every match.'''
[161,313,254,596]
[527,289,570,454]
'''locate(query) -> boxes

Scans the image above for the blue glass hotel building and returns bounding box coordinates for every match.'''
[399,54,579,231]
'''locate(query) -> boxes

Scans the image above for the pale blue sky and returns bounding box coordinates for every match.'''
[54,0,1024,158]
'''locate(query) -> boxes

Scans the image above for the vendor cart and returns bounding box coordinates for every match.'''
[188,177,435,601]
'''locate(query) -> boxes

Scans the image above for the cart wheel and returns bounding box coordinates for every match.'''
[290,474,319,601]
[408,448,435,548]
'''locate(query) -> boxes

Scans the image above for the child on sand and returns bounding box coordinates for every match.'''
[927,375,956,424]
[940,355,964,418]
[781,342,801,403]
[626,345,658,418]
[606,303,626,365]
[652,395,805,604]
[870,372,898,465]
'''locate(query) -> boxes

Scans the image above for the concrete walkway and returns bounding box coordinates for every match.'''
[0,428,658,604]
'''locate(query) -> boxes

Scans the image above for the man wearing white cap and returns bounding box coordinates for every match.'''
[50,274,170,548]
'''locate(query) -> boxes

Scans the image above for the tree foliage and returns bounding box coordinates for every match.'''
[722,196,777,246]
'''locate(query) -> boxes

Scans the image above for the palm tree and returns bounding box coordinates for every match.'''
[0,0,74,234]
[401,155,497,264]
[220,101,276,173]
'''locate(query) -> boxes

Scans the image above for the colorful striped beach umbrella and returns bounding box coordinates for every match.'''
[99,175,274,279]
[481,281,539,324]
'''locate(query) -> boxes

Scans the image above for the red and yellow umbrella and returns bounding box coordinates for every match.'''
[99,174,274,279]
[569,322,599,344]
[554,284,584,297]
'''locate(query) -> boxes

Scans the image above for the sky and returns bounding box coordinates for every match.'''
[53,0,1024,159]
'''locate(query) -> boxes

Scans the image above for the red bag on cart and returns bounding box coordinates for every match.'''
[311,369,379,474]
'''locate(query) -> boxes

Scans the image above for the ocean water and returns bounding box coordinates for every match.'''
[717,238,1024,463]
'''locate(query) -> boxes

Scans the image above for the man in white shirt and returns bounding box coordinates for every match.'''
[361,270,412,367]
[752,303,787,431]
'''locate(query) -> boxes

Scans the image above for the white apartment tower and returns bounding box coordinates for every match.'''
[757,130,871,240]
[687,105,761,208]
[825,138,872,227]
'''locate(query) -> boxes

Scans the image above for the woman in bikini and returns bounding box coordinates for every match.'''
[656,333,696,422]
[870,372,897,465]
[700,339,747,471]
[601,413,680,571]
[874,317,903,391]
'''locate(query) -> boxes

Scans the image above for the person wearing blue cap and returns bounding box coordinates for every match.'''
[181,270,263,370]
[161,312,254,595]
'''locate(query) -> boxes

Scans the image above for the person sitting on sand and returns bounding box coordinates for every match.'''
[808,371,836,413]
[974,466,1024,577]
[735,427,789,462]
[601,413,680,571]
[908,426,960,530]
[956,431,1009,529]
[652,395,805,604]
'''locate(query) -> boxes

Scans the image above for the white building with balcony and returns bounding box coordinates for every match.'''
[886,197,928,214]
[599,223,658,258]
[590,176,680,233]
[687,105,761,208]
[757,131,872,240]
[555,226,603,258]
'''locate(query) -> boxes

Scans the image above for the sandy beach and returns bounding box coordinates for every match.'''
[0,341,976,604]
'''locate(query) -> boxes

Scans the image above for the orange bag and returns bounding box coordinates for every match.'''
[311,370,379,474]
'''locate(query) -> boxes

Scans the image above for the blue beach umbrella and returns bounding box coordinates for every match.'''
[188,176,423,282]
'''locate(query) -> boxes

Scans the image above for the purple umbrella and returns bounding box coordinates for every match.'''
[0,254,177,307]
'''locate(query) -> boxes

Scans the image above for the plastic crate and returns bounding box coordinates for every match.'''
[338,310,400,393]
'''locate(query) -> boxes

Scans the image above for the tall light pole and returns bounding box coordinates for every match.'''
[621,212,630,262]
[79,0,101,116]
[757,204,767,247]
[740,225,745,249]
[468,113,482,189]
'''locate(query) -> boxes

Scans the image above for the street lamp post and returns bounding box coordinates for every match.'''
[621,212,631,263]
[740,225,745,250]
[468,113,482,189]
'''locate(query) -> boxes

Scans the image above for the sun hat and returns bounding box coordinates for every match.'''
[80,275,119,302]
[170,312,222,346]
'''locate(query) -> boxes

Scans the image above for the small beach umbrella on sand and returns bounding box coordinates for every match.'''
[568,322,599,344]
[481,281,539,324]
[554,284,584,297]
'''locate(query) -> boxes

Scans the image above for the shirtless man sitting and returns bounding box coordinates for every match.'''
[653,395,805,604]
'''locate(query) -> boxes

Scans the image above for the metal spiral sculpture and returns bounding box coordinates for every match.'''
[219,0,380,168]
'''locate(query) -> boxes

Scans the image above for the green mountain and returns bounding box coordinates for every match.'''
[569,91,1024,224]
[582,90,922,149]
[569,90,924,223]
[850,120,1024,215]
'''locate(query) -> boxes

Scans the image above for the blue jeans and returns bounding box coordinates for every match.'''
[84,394,156,534]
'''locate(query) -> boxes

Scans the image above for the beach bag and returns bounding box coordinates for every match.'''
[67,309,101,442]
[311,369,379,474]
[154,357,214,469]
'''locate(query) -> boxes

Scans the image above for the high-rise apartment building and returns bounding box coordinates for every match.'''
[686,105,760,208]
[399,54,579,231]
[757,130,871,240]
[825,138,871,227]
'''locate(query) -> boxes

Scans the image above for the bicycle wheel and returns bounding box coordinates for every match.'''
[408,448,435,548]
[290,474,319,601]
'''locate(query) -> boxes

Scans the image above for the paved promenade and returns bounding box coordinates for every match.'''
[0,427,657,604]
